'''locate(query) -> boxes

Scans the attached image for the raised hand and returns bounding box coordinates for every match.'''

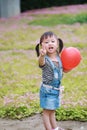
[39,45,46,66]
[40,45,47,57]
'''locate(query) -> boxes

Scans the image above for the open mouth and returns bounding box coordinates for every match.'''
[49,47,54,50]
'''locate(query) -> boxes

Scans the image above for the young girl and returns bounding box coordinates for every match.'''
[35,31,66,130]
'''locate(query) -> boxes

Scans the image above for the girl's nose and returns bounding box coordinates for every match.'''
[49,41,53,45]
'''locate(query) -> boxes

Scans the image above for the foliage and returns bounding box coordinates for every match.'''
[21,0,87,11]
[0,105,87,121]
[56,107,87,121]
[0,102,41,119]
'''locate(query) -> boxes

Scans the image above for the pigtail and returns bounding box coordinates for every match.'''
[58,38,63,53]
[35,43,40,57]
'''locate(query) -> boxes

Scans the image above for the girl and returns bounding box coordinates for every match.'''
[35,31,66,130]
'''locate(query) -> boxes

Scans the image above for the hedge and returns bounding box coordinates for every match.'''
[21,0,87,12]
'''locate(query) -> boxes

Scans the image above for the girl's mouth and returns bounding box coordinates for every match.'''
[49,47,54,50]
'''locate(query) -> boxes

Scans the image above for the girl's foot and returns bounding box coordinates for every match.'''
[59,128,64,130]
[55,127,65,130]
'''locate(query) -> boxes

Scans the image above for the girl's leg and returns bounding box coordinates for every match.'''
[43,109,52,130]
[50,111,65,130]
[50,110,57,129]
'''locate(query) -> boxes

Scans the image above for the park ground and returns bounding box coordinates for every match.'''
[0,4,87,130]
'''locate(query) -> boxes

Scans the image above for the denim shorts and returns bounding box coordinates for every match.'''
[40,85,60,110]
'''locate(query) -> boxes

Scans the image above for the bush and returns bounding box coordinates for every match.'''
[21,0,87,12]
[56,107,87,121]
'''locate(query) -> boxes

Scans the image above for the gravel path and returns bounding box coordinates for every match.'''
[0,114,87,130]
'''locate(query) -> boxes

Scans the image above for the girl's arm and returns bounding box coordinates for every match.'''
[38,55,45,66]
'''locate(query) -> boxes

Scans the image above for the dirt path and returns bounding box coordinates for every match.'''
[0,114,87,130]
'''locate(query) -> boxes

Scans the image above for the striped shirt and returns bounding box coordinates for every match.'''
[40,58,59,84]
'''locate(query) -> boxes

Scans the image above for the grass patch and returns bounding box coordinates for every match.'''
[0,24,87,50]
[0,10,87,120]
[29,13,87,26]
[0,50,40,97]
[0,49,87,120]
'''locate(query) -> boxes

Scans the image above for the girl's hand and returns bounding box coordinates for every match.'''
[63,68,72,73]
[40,45,46,57]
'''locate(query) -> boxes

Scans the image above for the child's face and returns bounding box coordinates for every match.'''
[41,35,58,54]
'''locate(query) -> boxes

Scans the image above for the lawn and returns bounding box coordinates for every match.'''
[0,7,87,120]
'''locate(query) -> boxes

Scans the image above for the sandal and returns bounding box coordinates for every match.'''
[56,127,65,130]
[52,127,64,130]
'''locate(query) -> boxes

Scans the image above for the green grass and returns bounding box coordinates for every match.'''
[0,51,40,97]
[0,24,87,51]
[29,13,87,26]
[0,10,87,120]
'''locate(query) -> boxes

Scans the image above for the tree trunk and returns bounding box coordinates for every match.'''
[0,0,20,18]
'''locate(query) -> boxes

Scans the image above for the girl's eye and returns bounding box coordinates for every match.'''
[52,40,55,43]
[45,42,49,44]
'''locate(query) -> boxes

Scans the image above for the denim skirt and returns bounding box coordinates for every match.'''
[40,85,60,110]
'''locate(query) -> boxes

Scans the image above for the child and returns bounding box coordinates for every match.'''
[35,31,66,130]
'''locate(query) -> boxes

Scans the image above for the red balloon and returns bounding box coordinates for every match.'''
[61,47,81,70]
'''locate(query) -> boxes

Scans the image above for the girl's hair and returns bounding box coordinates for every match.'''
[35,31,63,56]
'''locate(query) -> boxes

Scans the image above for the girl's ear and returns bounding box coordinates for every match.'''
[58,38,63,53]
[35,43,40,57]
